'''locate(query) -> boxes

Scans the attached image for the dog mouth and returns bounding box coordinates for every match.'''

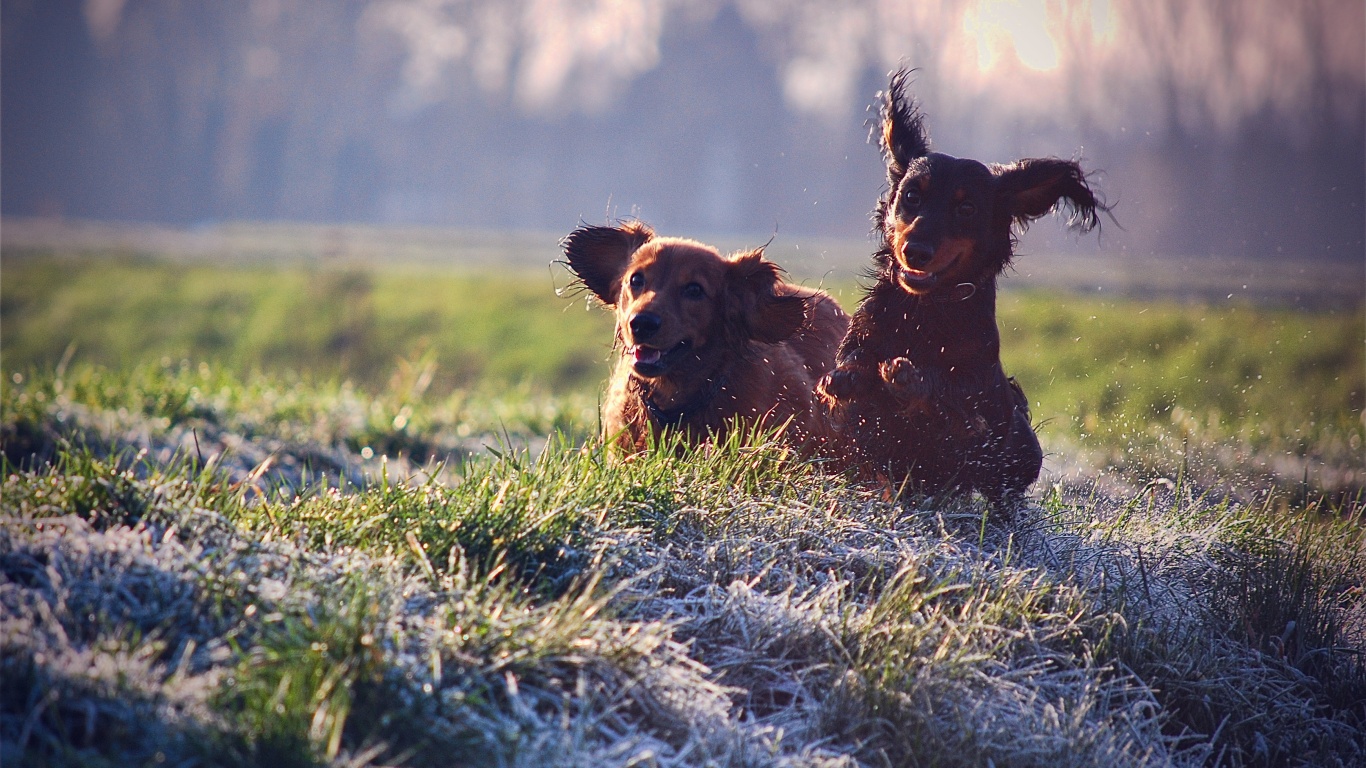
[893,236,974,294]
[630,340,692,375]
[897,259,955,292]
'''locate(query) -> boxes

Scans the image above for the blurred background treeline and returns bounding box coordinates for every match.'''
[3,0,1363,261]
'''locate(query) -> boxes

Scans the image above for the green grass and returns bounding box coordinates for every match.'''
[4,252,1360,497]
[997,291,1364,499]
[0,360,602,518]
[1001,291,1363,440]
[1,252,614,393]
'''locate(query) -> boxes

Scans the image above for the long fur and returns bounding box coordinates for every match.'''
[819,69,1110,503]
[563,221,850,453]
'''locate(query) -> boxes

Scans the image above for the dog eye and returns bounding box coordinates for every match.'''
[628,272,644,290]
[903,190,922,208]
[681,282,705,299]
[957,201,977,217]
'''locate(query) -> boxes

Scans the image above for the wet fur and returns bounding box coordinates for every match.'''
[818,69,1108,502]
[563,221,849,452]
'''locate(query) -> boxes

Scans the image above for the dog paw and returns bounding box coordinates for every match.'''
[880,357,930,401]
[817,366,869,402]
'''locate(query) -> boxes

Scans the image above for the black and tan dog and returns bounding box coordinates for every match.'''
[564,221,849,453]
[818,70,1108,503]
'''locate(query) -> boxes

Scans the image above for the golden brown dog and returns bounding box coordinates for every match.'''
[562,221,849,452]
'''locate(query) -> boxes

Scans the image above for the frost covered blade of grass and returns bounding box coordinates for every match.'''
[0,453,844,766]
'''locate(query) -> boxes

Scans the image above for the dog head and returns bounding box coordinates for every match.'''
[562,221,807,379]
[877,69,1106,295]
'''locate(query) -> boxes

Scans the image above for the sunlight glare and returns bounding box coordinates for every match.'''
[963,0,1061,73]
[1090,0,1117,43]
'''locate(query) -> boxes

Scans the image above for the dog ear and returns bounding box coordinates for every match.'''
[994,158,1106,234]
[881,68,931,187]
[560,221,655,306]
[728,248,806,345]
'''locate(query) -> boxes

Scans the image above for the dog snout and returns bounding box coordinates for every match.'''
[902,242,935,269]
[629,312,663,341]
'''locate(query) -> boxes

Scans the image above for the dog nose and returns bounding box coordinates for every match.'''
[902,242,935,269]
[629,312,662,340]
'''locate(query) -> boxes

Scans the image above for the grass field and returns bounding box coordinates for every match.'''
[2,229,1364,766]
[4,248,1361,498]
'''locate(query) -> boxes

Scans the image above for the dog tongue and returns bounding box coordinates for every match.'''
[633,346,662,365]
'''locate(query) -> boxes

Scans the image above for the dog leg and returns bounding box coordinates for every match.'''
[976,404,1043,511]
